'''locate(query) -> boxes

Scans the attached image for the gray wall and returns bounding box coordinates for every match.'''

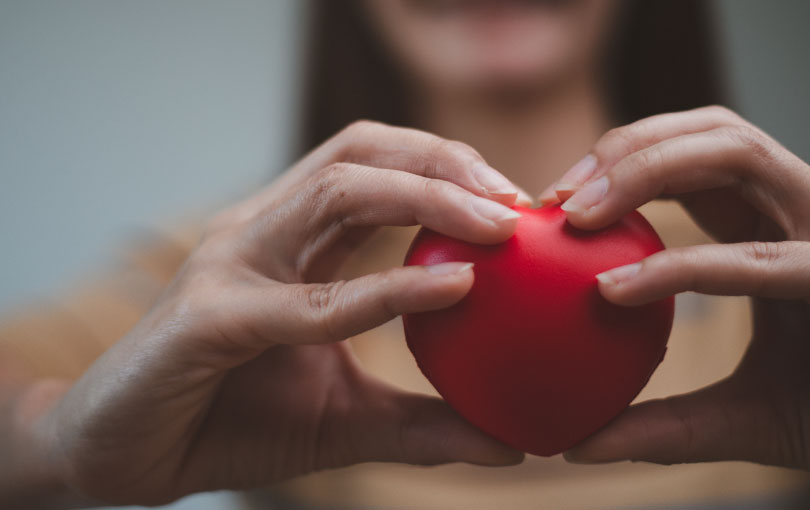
[1,0,809,313]
[0,0,305,310]
[716,0,810,162]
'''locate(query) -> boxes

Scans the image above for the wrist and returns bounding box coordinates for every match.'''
[0,379,96,509]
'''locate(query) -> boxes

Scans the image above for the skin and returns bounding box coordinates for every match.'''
[361,1,810,470]
[4,1,810,508]
[363,0,617,93]
[9,1,605,506]
[544,106,810,468]
[2,122,529,508]
[363,0,617,192]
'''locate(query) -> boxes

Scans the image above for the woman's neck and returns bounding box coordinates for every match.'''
[417,73,610,196]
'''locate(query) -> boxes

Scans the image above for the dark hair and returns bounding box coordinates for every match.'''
[299,0,727,154]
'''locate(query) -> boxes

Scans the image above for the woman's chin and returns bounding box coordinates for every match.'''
[431,57,571,98]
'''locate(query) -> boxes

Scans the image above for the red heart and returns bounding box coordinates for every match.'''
[403,204,674,456]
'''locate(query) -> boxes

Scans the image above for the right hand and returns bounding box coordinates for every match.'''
[543,106,810,469]
[22,121,527,506]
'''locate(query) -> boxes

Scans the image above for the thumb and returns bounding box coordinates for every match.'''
[563,378,767,466]
[356,389,525,468]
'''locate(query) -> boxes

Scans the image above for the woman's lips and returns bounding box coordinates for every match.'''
[408,0,576,16]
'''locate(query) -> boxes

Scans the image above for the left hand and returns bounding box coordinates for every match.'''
[542,105,810,469]
[7,122,525,508]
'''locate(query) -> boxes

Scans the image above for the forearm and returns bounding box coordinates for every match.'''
[0,379,94,509]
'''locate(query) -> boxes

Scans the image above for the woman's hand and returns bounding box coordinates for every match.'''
[543,106,810,469]
[18,121,528,507]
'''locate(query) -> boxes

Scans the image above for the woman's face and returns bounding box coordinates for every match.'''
[363,0,619,94]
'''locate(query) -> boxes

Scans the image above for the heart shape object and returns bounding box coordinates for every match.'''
[403,204,674,456]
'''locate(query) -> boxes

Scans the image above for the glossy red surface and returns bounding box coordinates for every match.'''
[403,205,674,456]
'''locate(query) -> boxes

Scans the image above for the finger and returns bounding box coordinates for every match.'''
[360,390,525,467]
[537,182,560,207]
[595,242,810,306]
[243,263,476,346]
[563,379,780,466]
[270,163,520,252]
[514,185,534,207]
[553,106,746,199]
[559,127,810,232]
[223,122,526,232]
[303,120,523,205]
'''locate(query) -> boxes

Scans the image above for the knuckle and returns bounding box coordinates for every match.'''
[674,250,701,289]
[422,176,458,202]
[341,119,384,138]
[318,161,355,181]
[375,269,400,317]
[623,119,654,143]
[309,163,355,203]
[701,104,742,123]
[307,280,348,342]
[438,139,478,160]
[744,241,784,267]
[332,120,387,161]
[721,124,774,162]
[599,125,639,156]
[309,162,370,220]
[737,243,781,296]
[625,144,665,175]
[424,138,480,180]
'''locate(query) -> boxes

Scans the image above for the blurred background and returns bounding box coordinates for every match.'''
[1,1,810,509]
[2,0,810,312]
[0,0,307,311]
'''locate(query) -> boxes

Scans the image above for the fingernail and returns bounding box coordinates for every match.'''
[472,163,518,196]
[554,154,597,193]
[516,189,534,207]
[426,262,474,276]
[471,196,522,223]
[537,183,559,206]
[539,195,560,207]
[560,176,609,214]
[596,262,641,285]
